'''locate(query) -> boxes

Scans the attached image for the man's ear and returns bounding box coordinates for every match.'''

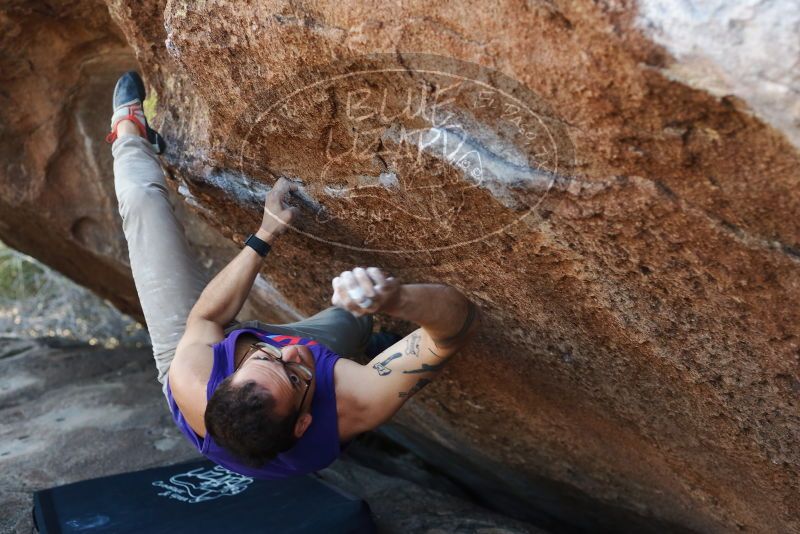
[294,413,312,438]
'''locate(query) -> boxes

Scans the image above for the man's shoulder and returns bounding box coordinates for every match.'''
[169,341,216,437]
[332,358,369,442]
[171,341,217,388]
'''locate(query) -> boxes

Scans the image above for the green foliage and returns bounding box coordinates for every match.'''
[0,241,149,347]
[0,243,48,300]
[143,89,158,122]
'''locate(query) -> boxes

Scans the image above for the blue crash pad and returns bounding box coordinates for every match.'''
[33,459,375,533]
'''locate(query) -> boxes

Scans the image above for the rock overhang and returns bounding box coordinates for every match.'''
[1,1,799,532]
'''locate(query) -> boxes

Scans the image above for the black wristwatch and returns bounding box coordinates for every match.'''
[244,233,271,257]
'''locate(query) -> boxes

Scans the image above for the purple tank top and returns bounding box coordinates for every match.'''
[165,327,343,479]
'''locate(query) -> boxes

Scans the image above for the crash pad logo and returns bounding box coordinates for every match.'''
[152,465,253,503]
[235,53,575,257]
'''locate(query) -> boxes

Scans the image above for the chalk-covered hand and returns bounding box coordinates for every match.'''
[332,267,401,317]
[258,177,300,243]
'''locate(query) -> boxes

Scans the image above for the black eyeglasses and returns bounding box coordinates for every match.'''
[241,342,313,414]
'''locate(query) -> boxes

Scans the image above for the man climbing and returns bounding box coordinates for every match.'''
[108,71,480,478]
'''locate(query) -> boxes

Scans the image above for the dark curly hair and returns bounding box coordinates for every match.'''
[204,377,298,467]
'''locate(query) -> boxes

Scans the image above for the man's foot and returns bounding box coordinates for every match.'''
[365,331,403,359]
[105,71,166,154]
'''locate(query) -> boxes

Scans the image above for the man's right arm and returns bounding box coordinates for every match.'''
[381,283,480,358]
[332,269,481,437]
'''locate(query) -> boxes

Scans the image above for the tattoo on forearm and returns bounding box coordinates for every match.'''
[432,300,478,349]
[402,361,446,374]
[398,378,431,398]
[405,332,420,358]
[373,352,402,376]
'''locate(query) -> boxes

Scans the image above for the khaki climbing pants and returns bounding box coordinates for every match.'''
[111,134,372,395]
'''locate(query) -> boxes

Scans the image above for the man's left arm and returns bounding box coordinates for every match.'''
[184,177,298,330]
[168,178,299,434]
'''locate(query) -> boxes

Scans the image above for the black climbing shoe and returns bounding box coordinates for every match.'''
[365,331,403,359]
[105,71,166,154]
